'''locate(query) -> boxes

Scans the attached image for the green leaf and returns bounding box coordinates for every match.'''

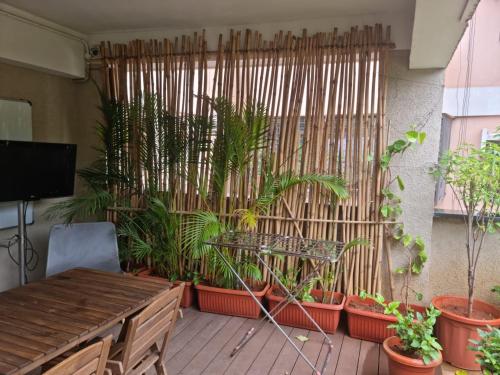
[396,175,405,191]
[394,267,407,274]
[406,130,418,143]
[380,205,390,218]
[402,234,412,247]
[295,335,309,342]
[415,236,425,251]
[417,132,427,144]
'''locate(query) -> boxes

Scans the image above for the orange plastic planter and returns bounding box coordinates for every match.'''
[137,269,195,308]
[195,283,269,319]
[265,286,345,334]
[432,295,500,370]
[383,336,442,375]
[344,295,425,343]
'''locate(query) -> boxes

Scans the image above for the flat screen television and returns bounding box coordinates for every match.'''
[0,140,77,202]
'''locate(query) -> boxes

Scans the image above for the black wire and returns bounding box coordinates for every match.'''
[0,202,39,282]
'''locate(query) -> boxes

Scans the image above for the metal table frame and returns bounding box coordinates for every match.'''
[205,232,346,375]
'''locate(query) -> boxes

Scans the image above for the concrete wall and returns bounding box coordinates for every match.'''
[384,50,445,303]
[431,217,499,305]
[0,61,99,291]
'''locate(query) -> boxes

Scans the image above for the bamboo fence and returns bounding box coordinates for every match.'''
[100,25,393,295]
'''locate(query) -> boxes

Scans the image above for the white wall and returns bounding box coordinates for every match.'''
[0,3,87,78]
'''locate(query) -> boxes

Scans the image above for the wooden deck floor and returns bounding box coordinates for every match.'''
[164,308,467,375]
[165,308,387,375]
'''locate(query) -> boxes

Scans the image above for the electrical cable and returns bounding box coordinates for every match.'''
[0,202,39,283]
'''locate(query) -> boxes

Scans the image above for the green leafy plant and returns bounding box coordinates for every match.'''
[434,142,500,316]
[274,239,370,304]
[118,196,181,279]
[468,326,500,374]
[379,129,428,305]
[360,291,442,365]
[183,100,349,291]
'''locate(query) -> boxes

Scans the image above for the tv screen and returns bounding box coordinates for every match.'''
[0,140,77,202]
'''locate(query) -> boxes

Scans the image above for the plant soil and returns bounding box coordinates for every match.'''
[272,288,341,305]
[442,304,497,320]
[349,300,386,314]
[391,344,421,360]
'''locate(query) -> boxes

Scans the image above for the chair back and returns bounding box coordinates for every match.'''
[43,335,112,375]
[46,222,121,276]
[120,285,184,372]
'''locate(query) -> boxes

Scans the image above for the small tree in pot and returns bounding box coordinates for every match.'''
[432,141,500,369]
[436,142,499,316]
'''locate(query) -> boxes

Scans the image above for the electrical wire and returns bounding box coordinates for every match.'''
[0,202,39,283]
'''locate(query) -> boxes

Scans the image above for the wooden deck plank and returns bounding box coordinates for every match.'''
[171,308,197,338]
[334,335,362,375]
[316,329,345,375]
[199,318,256,374]
[223,319,276,374]
[166,311,217,361]
[181,316,246,375]
[268,327,309,375]
[378,349,389,375]
[356,341,379,375]
[291,331,325,375]
[245,324,293,375]
[167,314,231,374]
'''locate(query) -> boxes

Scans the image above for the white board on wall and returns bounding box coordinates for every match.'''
[0,98,34,229]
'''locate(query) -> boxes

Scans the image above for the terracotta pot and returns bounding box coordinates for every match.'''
[432,295,500,370]
[195,283,269,319]
[383,336,442,375]
[344,295,425,343]
[265,285,345,334]
[137,269,195,308]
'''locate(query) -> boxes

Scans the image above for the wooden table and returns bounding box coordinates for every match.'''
[0,268,171,375]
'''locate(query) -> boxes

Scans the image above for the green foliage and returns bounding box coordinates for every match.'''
[379,128,428,305]
[118,196,181,278]
[469,326,500,374]
[434,142,500,315]
[274,239,370,304]
[360,291,442,365]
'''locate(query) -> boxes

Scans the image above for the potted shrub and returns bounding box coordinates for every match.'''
[363,292,443,375]
[194,243,268,319]
[432,142,500,370]
[469,326,500,375]
[266,239,365,333]
[345,130,428,343]
[119,197,198,308]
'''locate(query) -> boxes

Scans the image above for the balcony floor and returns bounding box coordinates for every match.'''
[164,308,477,375]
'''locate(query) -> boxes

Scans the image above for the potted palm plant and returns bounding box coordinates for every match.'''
[432,142,500,370]
[183,99,349,319]
[118,196,198,308]
[266,240,366,334]
[362,292,443,375]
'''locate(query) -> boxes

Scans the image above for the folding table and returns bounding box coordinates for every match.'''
[205,231,346,375]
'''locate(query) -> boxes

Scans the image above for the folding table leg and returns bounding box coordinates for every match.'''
[231,257,327,356]
[212,245,321,374]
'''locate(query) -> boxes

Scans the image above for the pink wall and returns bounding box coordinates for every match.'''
[435,116,499,212]
[444,0,500,88]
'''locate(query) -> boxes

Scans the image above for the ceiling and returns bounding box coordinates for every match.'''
[2,0,413,34]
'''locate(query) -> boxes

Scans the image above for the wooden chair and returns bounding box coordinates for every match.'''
[42,335,112,375]
[107,284,184,375]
